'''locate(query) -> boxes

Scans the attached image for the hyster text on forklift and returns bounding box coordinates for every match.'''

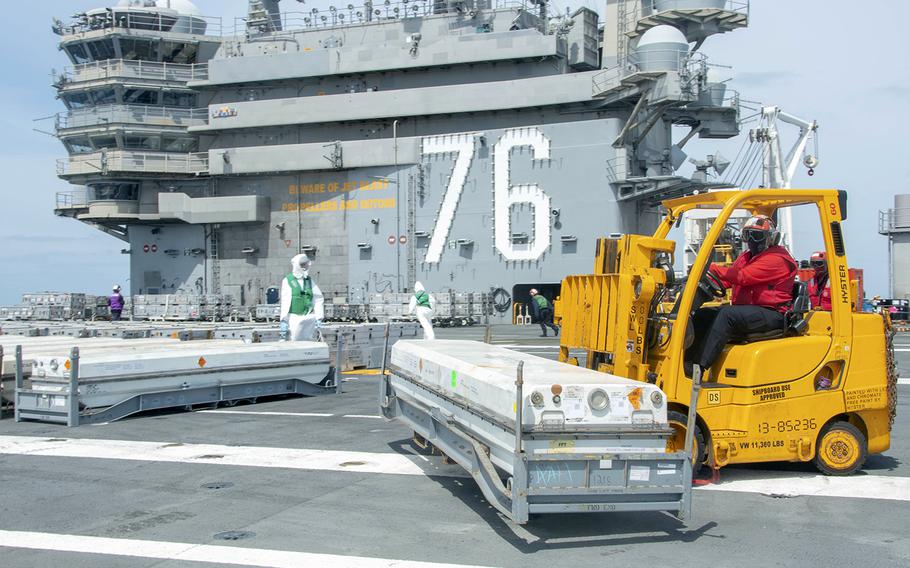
[557,189,897,475]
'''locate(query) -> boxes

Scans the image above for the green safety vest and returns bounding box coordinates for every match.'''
[415,290,431,308]
[533,295,549,310]
[286,274,313,315]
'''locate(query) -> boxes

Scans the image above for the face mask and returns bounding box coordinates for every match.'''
[747,240,766,256]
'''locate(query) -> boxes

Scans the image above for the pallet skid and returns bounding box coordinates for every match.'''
[15,376,335,427]
[381,343,692,525]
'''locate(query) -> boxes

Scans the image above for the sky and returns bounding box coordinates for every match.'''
[0,0,907,304]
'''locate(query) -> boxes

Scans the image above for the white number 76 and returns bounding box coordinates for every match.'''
[421,128,552,264]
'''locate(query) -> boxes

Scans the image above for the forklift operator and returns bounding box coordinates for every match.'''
[685,215,798,376]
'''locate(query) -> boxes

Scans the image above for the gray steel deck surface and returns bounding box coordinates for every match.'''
[1,326,908,567]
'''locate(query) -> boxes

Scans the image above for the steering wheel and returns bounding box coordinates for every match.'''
[699,270,726,299]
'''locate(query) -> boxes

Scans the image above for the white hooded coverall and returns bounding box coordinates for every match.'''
[408,281,435,340]
[280,253,325,341]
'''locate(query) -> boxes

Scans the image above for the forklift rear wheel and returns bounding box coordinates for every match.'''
[667,410,706,469]
[814,421,867,476]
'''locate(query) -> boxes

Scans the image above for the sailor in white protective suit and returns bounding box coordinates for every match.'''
[408,281,436,340]
[279,253,325,341]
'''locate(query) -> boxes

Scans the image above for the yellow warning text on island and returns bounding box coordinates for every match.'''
[282,198,397,213]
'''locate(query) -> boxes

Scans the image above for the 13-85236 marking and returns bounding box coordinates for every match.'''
[757,418,817,434]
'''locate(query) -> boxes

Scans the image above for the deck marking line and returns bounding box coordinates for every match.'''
[0,435,465,478]
[899,378,910,385]
[0,530,493,568]
[698,469,910,501]
[198,410,388,418]
[1,436,909,501]
[198,410,335,417]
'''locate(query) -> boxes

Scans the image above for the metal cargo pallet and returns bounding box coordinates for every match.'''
[381,358,693,524]
[11,341,341,426]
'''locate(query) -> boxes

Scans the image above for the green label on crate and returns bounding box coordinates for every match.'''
[450,370,457,389]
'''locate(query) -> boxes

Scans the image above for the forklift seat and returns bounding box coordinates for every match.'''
[731,281,811,343]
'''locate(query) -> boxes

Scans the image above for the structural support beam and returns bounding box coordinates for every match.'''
[88,222,128,242]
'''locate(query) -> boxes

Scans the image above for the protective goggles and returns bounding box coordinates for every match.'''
[742,228,768,243]
[810,259,826,269]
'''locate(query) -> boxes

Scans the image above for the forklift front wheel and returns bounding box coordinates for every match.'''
[667,410,707,469]
[814,421,867,476]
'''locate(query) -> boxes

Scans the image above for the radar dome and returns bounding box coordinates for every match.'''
[633,25,689,72]
[637,25,688,47]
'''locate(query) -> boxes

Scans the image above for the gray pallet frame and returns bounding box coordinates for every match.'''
[380,360,692,524]
[13,344,343,427]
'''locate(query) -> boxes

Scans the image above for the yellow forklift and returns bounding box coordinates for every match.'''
[558,189,896,475]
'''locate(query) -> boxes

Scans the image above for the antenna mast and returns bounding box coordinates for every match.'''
[749,106,819,249]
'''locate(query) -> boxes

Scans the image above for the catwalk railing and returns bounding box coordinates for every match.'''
[600,50,715,94]
[879,208,910,234]
[54,190,89,210]
[57,151,209,176]
[56,105,208,131]
[54,10,221,37]
[58,60,209,85]
[238,0,544,35]
[55,1,541,39]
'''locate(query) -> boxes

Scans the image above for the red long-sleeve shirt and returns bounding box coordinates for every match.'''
[710,245,798,313]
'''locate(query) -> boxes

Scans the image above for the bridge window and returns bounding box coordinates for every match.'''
[161,136,197,152]
[86,39,116,61]
[119,38,158,61]
[61,91,92,109]
[91,88,118,106]
[91,135,118,149]
[88,181,139,201]
[64,137,93,154]
[123,135,160,151]
[65,43,90,64]
[162,91,196,108]
[123,88,159,105]
[161,41,198,64]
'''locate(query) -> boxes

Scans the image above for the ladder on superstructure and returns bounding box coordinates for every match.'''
[406,170,418,287]
[208,227,220,295]
[615,0,640,63]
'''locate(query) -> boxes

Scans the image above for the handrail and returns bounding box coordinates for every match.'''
[59,60,209,85]
[57,150,209,176]
[55,190,89,209]
[593,49,702,96]
[646,0,749,16]
[56,104,208,130]
[236,0,546,35]
[54,10,221,37]
[55,2,541,39]
[623,1,749,40]
[605,156,629,185]
[647,0,749,15]
[879,208,910,233]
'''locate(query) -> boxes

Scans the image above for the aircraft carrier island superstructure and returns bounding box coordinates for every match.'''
[51,0,748,314]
